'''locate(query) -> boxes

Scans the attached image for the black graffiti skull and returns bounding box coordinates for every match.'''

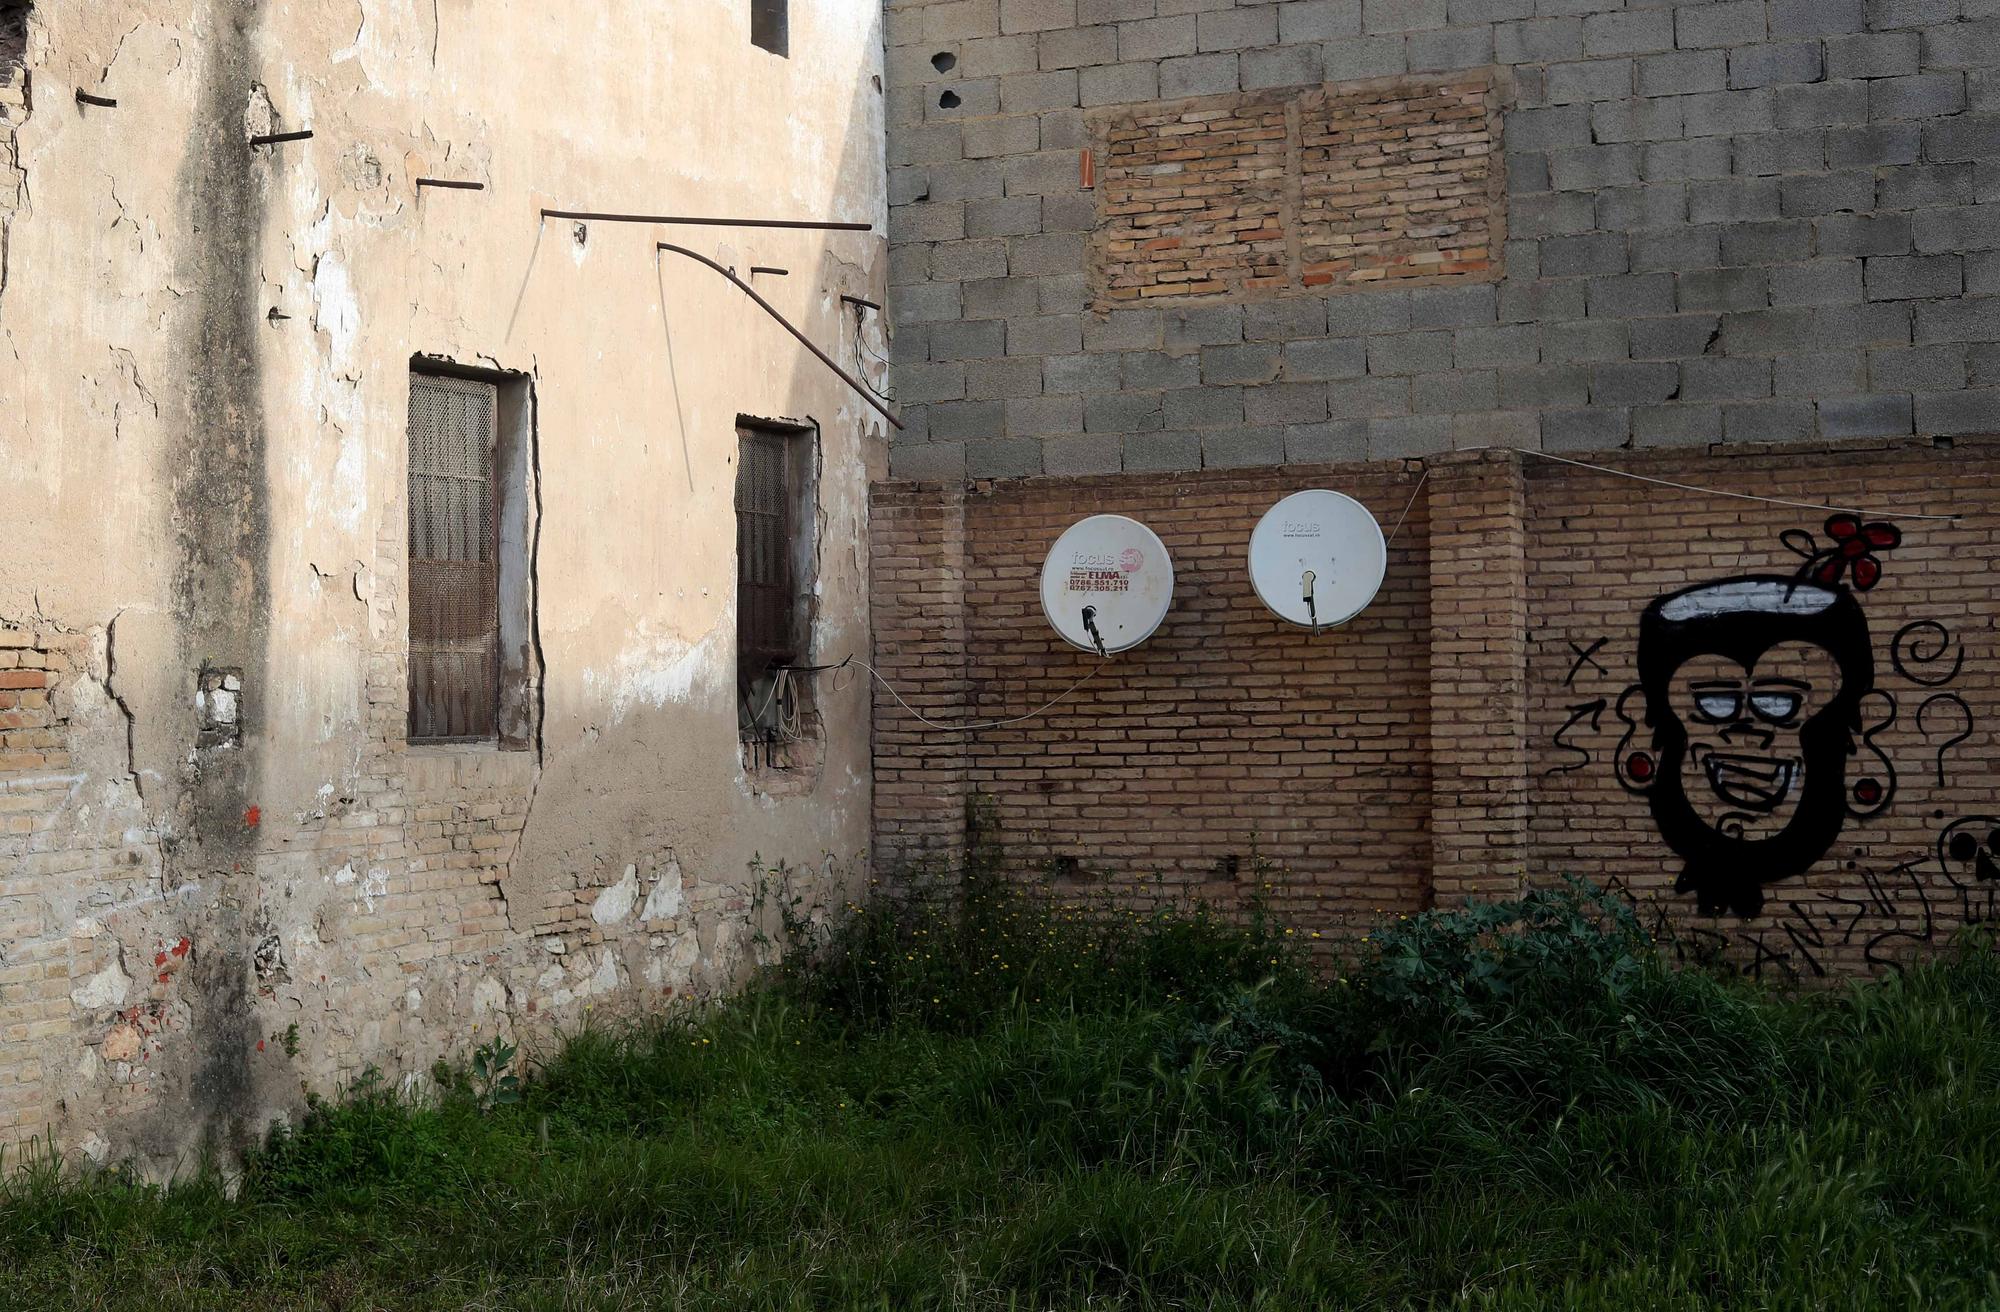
[1940,817,2000,884]
[1616,576,1888,918]
[1937,816,2000,925]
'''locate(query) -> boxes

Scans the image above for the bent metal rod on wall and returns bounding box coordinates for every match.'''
[542,209,873,233]
[656,242,903,432]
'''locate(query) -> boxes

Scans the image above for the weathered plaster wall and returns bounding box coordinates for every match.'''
[0,0,888,1168]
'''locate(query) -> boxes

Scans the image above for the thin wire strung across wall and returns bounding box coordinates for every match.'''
[1508,447,1963,522]
[808,654,1108,733]
[847,445,1965,734]
[1377,446,1964,559]
[1385,469,1430,548]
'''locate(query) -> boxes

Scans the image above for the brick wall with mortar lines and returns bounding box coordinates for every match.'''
[0,523,817,1150]
[1524,439,2000,981]
[883,0,2000,480]
[1097,92,1293,301]
[871,437,1999,976]
[1093,73,1501,304]
[873,462,1437,932]
[1299,73,1501,287]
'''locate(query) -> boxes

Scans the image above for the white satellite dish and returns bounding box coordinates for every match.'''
[1248,489,1387,630]
[1038,515,1174,655]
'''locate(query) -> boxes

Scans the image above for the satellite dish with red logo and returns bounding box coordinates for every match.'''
[1038,515,1175,655]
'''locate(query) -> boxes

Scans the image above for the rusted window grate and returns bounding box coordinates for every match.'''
[737,428,797,675]
[408,373,500,742]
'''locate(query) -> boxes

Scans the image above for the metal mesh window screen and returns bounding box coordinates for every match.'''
[408,373,500,742]
[737,428,796,675]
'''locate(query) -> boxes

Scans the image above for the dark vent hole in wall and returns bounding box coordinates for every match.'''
[931,51,955,72]
[938,89,960,109]
[750,0,787,57]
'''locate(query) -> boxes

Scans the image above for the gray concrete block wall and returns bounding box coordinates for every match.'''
[883,0,2000,478]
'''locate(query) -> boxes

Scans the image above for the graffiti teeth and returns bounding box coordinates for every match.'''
[1703,754,1795,811]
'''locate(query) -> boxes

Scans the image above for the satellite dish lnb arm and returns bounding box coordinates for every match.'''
[1080,605,1108,658]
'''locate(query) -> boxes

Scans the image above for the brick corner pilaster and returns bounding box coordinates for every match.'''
[867,479,972,882]
[1426,449,1531,908]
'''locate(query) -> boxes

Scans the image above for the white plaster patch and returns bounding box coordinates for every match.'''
[330,0,429,96]
[472,976,507,1023]
[70,954,132,1011]
[644,931,701,989]
[641,860,685,922]
[80,1133,111,1165]
[355,866,390,912]
[588,949,621,996]
[584,625,727,724]
[311,252,363,379]
[592,865,640,925]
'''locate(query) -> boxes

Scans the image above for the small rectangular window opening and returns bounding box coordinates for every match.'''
[406,365,536,748]
[751,0,788,57]
[736,421,816,749]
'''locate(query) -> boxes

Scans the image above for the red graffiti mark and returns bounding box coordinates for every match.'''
[154,951,169,967]
[172,938,190,957]
[244,806,261,828]
[256,1039,266,1052]
[157,973,170,985]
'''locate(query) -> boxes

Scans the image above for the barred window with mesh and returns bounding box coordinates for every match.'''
[736,427,800,679]
[407,373,501,742]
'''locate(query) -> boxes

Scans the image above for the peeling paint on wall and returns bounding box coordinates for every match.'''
[0,0,887,1170]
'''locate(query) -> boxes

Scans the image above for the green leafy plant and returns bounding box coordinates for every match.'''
[7,880,2000,1310]
[469,1036,520,1111]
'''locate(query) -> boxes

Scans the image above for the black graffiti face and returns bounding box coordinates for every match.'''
[1619,577,1881,918]
[1671,641,1839,838]
[1940,817,2000,885]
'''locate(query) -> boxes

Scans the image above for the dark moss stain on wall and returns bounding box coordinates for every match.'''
[161,0,273,1154]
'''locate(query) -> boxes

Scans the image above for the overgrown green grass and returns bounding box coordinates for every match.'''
[3,875,1998,1310]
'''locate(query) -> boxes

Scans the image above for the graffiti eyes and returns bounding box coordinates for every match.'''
[1950,833,1979,862]
[1749,691,1803,724]
[1692,686,1743,723]
[1690,683,1806,725]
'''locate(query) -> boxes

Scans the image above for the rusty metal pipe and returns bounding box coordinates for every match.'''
[547,208,872,233]
[657,242,902,431]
